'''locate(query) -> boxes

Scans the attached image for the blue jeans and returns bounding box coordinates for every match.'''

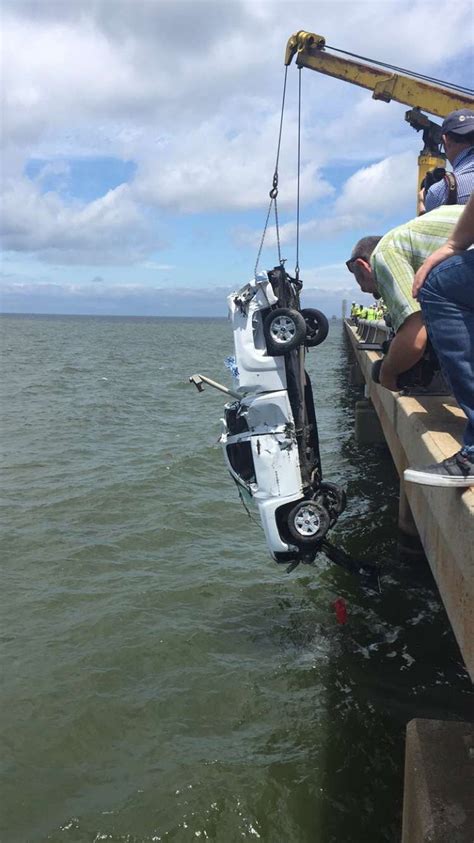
[419,250,474,451]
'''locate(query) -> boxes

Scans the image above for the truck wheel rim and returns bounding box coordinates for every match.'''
[270,315,296,343]
[305,318,318,339]
[294,506,320,536]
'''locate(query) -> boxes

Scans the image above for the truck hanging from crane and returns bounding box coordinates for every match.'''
[189,32,472,579]
[284,30,474,206]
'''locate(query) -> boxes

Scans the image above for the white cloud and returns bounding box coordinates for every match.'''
[0,276,357,318]
[237,151,418,249]
[299,262,354,289]
[0,277,235,316]
[1,15,145,150]
[334,151,417,217]
[133,107,334,213]
[141,262,175,271]
[0,0,472,273]
[0,178,157,264]
[234,212,360,250]
[3,1,472,154]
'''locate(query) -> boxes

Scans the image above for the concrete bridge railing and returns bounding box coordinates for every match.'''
[344,319,474,681]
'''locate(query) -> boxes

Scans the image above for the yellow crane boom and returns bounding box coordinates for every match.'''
[285,31,474,201]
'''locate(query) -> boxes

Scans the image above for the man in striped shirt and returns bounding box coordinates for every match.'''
[346,204,464,391]
[347,202,473,486]
[420,109,474,213]
[404,194,474,486]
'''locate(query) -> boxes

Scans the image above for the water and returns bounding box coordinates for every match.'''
[0,314,471,843]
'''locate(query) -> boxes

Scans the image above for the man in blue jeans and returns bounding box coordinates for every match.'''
[404,194,474,487]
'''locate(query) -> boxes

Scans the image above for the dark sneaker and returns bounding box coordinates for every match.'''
[404,451,474,487]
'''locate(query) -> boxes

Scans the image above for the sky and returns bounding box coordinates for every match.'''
[1,0,473,317]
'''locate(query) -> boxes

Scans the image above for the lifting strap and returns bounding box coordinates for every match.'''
[444,172,457,204]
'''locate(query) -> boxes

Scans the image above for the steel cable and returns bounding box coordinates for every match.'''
[254,66,289,276]
[295,67,302,282]
[326,44,474,95]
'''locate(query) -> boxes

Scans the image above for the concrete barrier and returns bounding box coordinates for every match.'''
[344,320,474,680]
[402,719,474,842]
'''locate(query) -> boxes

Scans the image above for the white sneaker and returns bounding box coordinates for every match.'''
[404,450,474,487]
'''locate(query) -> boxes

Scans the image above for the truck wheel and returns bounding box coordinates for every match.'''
[301,308,329,347]
[287,500,330,544]
[263,308,307,356]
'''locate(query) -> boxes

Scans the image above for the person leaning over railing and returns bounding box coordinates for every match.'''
[346,205,464,394]
[403,193,474,487]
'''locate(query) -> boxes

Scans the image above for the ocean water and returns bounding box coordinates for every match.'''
[0,314,471,843]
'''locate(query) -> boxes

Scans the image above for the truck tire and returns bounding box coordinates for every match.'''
[263,308,307,356]
[287,500,330,544]
[301,308,329,347]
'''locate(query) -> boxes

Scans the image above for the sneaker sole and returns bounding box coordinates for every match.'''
[404,469,474,487]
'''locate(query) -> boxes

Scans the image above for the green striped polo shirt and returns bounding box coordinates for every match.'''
[371,204,464,332]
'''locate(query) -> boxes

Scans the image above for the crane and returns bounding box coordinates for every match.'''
[285,31,474,204]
